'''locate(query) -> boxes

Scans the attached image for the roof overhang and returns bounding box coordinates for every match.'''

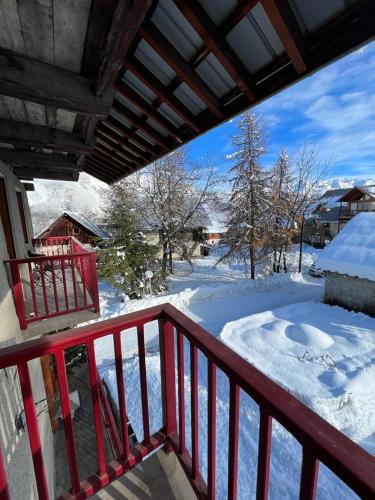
[0,0,375,184]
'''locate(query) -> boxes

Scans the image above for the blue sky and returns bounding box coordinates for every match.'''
[188,40,375,179]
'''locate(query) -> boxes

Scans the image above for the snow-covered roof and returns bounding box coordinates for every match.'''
[37,211,110,239]
[316,213,375,280]
[64,212,110,239]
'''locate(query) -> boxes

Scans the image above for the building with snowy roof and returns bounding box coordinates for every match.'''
[36,211,110,245]
[316,213,375,317]
[304,186,375,247]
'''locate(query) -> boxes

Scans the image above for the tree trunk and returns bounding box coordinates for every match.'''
[169,246,173,274]
[250,244,255,279]
[162,239,168,278]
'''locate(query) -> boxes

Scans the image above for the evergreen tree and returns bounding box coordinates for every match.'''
[220,112,272,279]
[97,180,163,298]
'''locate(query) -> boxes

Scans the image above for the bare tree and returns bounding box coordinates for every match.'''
[270,144,331,272]
[135,148,219,277]
[219,112,272,279]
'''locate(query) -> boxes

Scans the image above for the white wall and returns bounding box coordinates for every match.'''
[0,162,54,499]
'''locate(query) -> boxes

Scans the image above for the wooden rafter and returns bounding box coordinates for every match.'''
[114,80,183,140]
[86,156,127,180]
[0,120,94,154]
[93,147,135,171]
[127,58,200,132]
[95,136,143,166]
[14,167,80,181]
[112,99,171,151]
[221,0,259,35]
[95,0,153,96]
[104,116,159,156]
[0,150,81,170]
[91,151,134,174]
[140,21,224,119]
[261,0,306,74]
[174,0,256,102]
[96,123,152,161]
[0,48,112,117]
[86,154,125,175]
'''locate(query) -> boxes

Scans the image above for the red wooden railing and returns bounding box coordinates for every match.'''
[0,304,374,499]
[6,237,99,329]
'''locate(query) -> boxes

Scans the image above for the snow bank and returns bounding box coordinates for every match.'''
[316,213,375,280]
[220,301,375,452]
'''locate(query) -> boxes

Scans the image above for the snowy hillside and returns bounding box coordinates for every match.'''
[26,173,107,236]
[25,172,375,237]
[317,176,375,192]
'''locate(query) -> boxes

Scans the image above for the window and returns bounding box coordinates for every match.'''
[16,191,28,243]
[0,178,16,258]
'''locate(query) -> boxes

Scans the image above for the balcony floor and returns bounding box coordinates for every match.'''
[22,263,99,336]
[93,450,196,500]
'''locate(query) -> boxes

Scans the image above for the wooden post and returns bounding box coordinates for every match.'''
[159,316,177,451]
[9,261,27,329]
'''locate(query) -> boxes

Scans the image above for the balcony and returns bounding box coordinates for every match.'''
[6,236,100,336]
[0,304,373,499]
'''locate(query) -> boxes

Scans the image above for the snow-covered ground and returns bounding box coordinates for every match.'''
[92,246,375,499]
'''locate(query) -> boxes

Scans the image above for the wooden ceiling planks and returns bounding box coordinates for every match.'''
[1,0,375,185]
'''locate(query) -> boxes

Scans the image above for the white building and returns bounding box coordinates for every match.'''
[316,213,375,317]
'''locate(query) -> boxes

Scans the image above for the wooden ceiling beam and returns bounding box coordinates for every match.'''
[84,164,114,184]
[0,150,81,170]
[140,22,224,119]
[95,136,143,166]
[14,167,80,182]
[85,157,124,181]
[93,148,135,172]
[174,0,256,102]
[221,0,259,35]
[96,123,152,161]
[147,1,258,111]
[0,119,94,154]
[261,0,306,74]
[0,48,112,117]
[95,0,153,95]
[112,99,171,151]
[127,58,200,132]
[104,115,159,157]
[115,80,183,141]
[87,154,126,175]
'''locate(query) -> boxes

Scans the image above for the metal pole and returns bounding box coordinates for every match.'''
[298,212,305,273]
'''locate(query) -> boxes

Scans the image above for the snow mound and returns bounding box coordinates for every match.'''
[316,212,375,280]
[220,301,375,455]
[285,323,334,349]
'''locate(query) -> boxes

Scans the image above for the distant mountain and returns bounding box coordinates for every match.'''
[317,177,375,193]
[27,173,107,236]
[26,173,375,237]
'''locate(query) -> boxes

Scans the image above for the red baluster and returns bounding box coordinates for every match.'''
[228,382,240,500]
[177,329,186,454]
[137,324,150,445]
[55,350,81,495]
[18,363,49,500]
[207,360,217,500]
[256,409,272,500]
[113,331,130,461]
[191,343,199,480]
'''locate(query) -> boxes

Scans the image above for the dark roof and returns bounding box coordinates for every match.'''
[0,1,374,184]
[312,206,341,223]
[337,186,375,202]
[37,212,110,240]
[321,188,351,199]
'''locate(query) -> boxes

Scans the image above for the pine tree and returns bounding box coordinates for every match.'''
[220,112,272,279]
[97,180,163,298]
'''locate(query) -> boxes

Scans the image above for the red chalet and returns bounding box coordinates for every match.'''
[36,211,110,246]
